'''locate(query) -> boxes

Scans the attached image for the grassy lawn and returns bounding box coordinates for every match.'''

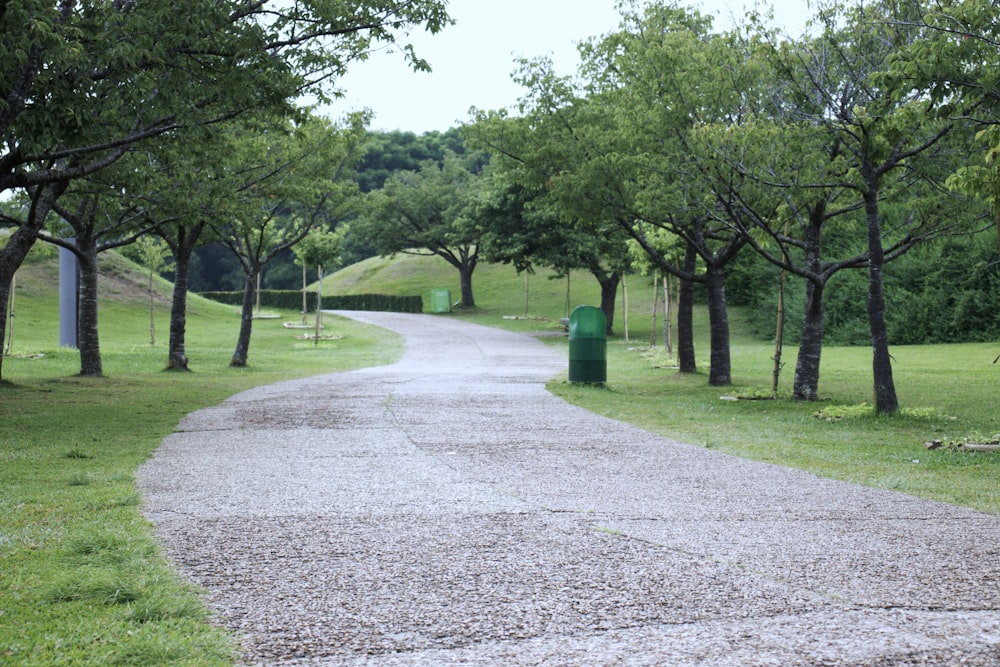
[2,250,998,665]
[545,338,1000,514]
[1,256,402,665]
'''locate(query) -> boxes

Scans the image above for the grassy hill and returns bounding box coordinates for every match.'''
[322,252,725,341]
[6,246,242,359]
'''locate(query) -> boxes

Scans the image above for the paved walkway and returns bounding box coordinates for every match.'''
[138,312,1000,666]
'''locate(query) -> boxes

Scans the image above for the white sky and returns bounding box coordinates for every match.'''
[323,1,812,134]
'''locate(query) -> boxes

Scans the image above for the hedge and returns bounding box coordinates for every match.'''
[198,290,424,313]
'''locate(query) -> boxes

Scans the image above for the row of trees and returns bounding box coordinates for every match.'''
[4,1,998,418]
[353,0,1000,415]
[0,0,452,378]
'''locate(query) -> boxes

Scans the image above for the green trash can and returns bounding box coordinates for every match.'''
[430,288,452,313]
[568,305,606,384]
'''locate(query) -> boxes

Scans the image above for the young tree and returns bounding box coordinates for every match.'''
[215,113,367,367]
[131,236,171,347]
[293,227,349,341]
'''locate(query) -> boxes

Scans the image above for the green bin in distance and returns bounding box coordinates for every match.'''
[430,288,451,313]
[568,305,606,384]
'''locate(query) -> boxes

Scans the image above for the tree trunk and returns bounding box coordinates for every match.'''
[75,238,103,377]
[598,271,619,336]
[0,275,13,381]
[663,274,671,356]
[621,274,629,343]
[4,272,14,355]
[167,250,191,370]
[792,212,825,400]
[524,271,529,317]
[564,273,571,319]
[0,183,66,381]
[148,264,156,345]
[772,265,786,395]
[0,244,28,381]
[650,274,658,347]
[705,263,731,387]
[301,263,308,324]
[677,243,697,374]
[793,279,825,400]
[459,263,476,308]
[864,175,898,414]
[230,268,257,367]
[164,223,205,371]
[314,265,323,346]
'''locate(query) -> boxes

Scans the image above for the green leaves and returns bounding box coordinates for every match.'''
[357,151,482,257]
[293,226,349,272]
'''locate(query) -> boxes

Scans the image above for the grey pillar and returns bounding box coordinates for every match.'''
[59,243,78,348]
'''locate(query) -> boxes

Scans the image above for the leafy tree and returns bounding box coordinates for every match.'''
[356,129,467,193]
[293,226,349,334]
[355,151,485,308]
[214,113,367,367]
[544,2,750,385]
[884,0,1000,228]
[747,0,968,413]
[42,173,154,376]
[0,0,275,377]
[467,131,632,335]
[129,129,245,371]
[0,0,451,379]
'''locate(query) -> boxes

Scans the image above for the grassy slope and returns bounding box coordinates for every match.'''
[324,252,678,334]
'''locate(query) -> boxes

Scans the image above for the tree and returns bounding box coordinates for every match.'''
[468,151,632,335]
[293,226,349,340]
[355,151,485,308]
[0,0,451,379]
[507,3,749,385]
[884,0,1000,240]
[121,129,240,371]
[130,236,171,347]
[0,0,279,378]
[42,177,153,376]
[738,0,969,413]
[214,113,367,367]
[356,128,467,193]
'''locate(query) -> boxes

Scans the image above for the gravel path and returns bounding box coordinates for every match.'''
[138,311,1000,666]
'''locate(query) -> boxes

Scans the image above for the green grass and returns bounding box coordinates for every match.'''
[1,250,402,666]
[4,248,999,665]
[544,338,1000,514]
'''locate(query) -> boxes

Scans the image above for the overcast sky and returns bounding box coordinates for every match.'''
[323,1,812,134]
